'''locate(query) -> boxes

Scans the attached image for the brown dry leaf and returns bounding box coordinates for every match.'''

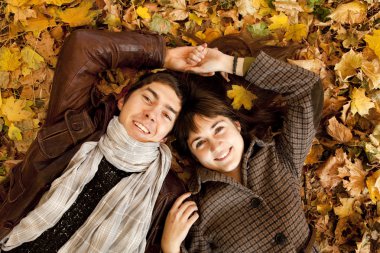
[366,169,380,203]
[287,59,324,75]
[326,117,353,143]
[25,31,58,67]
[334,49,362,81]
[338,159,367,197]
[305,144,324,165]
[316,148,346,190]
[6,5,37,23]
[361,59,380,90]
[329,1,367,25]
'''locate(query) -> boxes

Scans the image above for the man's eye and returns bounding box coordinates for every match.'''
[215,126,224,134]
[143,95,152,103]
[195,140,205,149]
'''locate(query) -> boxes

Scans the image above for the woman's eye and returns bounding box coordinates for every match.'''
[163,113,172,121]
[215,126,224,134]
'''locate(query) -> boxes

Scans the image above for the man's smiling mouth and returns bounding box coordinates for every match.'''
[133,121,150,134]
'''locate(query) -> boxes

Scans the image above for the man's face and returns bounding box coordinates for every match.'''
[118,82,181,143]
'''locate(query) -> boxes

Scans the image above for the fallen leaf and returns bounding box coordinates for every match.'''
[285,23,308,42]
[204,28,222,43]
[57,1,99,27]
[21,16,56,37]
[0,96,34,122]
[334,49,362,81]
[329,1,367,25]
[268,12,289,31]
[6,5,37,23]
[247,22,270,37]
[189,12,202,26]
[0,47,21,72]
[236,0,258,16]
[21,46,45,75]
[136,6,151,20]
[350,88,375,117]
[45,0,75,6]
[287,59,323,74]
[364,30,380,59]
[0,72,10,88]
[305,144,324,165]
[361,59,380,90]
[338,159,367,197]
[8,123,22,141]
[316,148,346,190]
[366,169,380,203]
[326,117,353,143]
[334,197,355,218]
[150,14,171,34]
[227,85,257,110]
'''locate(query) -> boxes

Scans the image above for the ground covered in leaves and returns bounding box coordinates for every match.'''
[0,0,380,252]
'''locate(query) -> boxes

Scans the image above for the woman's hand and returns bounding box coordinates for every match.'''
[161,192,199,253]
[186,45,234,76]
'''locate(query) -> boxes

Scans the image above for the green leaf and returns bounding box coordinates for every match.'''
[247,22,270,37]
[150,14,171,34]
[313,6,331,22]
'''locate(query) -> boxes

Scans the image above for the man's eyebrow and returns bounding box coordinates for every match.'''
[147,87,178,116]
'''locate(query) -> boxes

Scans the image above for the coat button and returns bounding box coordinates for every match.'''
[250,197,261,208]
[274,232,287,245]
[71,122,83,131]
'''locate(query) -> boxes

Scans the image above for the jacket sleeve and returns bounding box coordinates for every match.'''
[244,51,323,177]
[46,29,166,125]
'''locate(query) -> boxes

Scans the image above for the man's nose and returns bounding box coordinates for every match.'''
[145,110,157,122]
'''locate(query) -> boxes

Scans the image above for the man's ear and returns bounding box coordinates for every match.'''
[117,97,125,111]
[160,137,168,143]
[234,121,241,132]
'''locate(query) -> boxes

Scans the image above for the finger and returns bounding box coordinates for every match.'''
[177,201,197,216]
[199,72,215,77]
[186,58,198,66]
[182,204,198,220]
[186,212,199,228]
[171,192,192,210]
[189,52,202,63]
[220,72,230,82]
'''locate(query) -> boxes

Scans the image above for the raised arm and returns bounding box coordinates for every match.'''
[244,52,323,177]
[46,29,166,125]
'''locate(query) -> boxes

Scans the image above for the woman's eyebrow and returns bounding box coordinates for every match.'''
[211,120,224,129]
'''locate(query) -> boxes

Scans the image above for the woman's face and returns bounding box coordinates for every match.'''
[187,115,245,174]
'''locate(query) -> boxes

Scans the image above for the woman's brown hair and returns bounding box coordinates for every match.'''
[173,33,299,158]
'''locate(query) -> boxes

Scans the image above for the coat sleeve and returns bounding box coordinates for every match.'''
[46,29,166,125]
[244,51,323,177]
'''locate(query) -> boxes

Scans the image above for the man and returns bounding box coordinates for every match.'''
[0,29,196,252]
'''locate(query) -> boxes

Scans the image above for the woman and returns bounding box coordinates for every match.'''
[161,37,323,252]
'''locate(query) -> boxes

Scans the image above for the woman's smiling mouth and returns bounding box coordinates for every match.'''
[214,147,232,161]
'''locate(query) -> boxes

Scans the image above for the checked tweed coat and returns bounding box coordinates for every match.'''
[182,52,323,253]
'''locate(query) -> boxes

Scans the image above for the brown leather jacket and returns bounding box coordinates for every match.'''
[0,29,186,252]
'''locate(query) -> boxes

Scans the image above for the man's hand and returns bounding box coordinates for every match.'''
[164,45,207,72]
[161,192,199,253]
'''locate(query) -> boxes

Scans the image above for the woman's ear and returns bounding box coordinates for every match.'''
[234,121,241,132]
[117,97,125,111]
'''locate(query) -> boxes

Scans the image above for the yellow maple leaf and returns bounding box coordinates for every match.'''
[6,5,37,23]
[0,47,21,72]
[8,123,22,141]
[364,30,380,59]
[329,1,367,25]
[6,0,29,7]
[57,0,99,27]
[0,96,34,122]
[334,49,362,80]
[21,16,56,37]
[334,197,355,218]
[21,46,44,73]
[366,169,380,203]
[45,0,75,6]
[350,87,375,116]
[204,28,222,43]
[189,13,203,26]
[362,59,380,90]
[268,12,289,31]
[227,85,257,110]
[284,24,308,42]
[136,6,151,19]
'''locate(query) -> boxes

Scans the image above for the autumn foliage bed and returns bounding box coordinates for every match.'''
[0,0,380,252]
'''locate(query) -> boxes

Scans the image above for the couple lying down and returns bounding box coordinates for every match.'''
[0,29,322,253]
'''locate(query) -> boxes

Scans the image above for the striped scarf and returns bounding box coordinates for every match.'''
[2,116,171,253]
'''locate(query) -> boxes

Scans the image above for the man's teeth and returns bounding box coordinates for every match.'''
[135,122,150,134]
